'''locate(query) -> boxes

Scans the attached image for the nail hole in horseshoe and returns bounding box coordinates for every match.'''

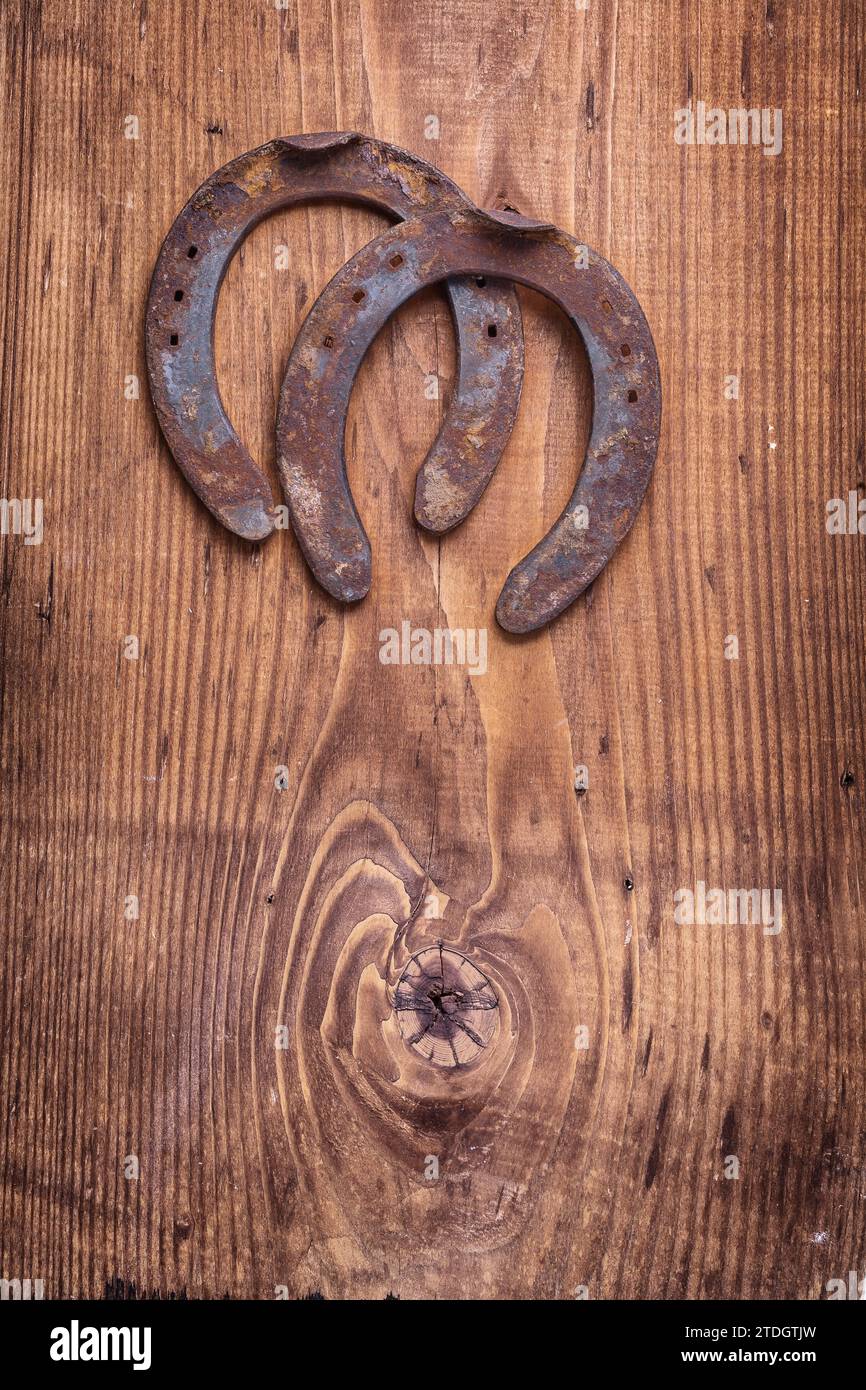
[389,253,404,268]
[352,289,366,303]
[627,389,638,402]
[600,298,612,314]
[174,290,184,301]
[475,276,487,287]
[169,334,179,346]
[621,343,631,356]
[487,323,497,337]
[187,246,198,258]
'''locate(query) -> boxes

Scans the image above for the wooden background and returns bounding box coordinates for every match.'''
[1,0,863,1300]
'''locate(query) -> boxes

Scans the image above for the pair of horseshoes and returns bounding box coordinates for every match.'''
[145,134,661,632]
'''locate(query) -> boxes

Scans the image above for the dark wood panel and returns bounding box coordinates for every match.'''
[0,0,863,1299]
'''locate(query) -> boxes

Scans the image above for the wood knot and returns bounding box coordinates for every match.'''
[393,945,498,1068]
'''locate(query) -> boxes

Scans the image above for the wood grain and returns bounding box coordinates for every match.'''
[1,0,863,1299]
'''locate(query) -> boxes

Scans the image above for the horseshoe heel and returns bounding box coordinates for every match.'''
[276,208,661,631]
[144,135,523,541]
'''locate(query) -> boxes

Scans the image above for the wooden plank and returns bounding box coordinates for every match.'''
[0,0,863,1299]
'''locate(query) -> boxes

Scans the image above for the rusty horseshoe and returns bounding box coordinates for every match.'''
[145,134,524,541]
[277,207,661,632]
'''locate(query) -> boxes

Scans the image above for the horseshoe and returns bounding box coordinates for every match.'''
[144,134,524,541]
[276,207,661,632]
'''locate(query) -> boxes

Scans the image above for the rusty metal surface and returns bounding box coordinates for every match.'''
[276,207,661,632]
[144,134,523,540]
